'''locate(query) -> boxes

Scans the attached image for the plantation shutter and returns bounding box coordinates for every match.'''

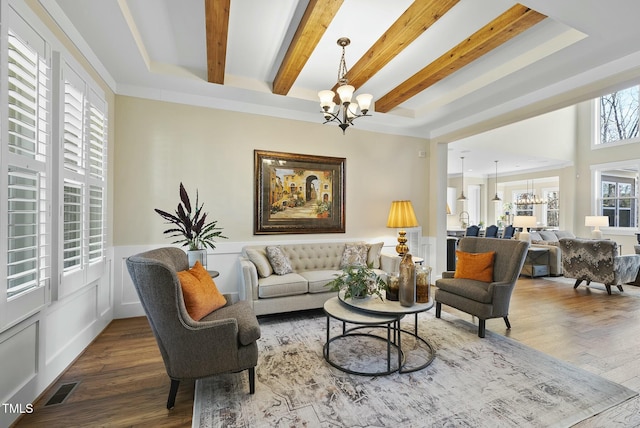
[2,10,51,326]
[87,91,106,264]
[61,65,86,274]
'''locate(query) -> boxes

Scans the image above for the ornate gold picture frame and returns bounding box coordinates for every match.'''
[254,150,346,234]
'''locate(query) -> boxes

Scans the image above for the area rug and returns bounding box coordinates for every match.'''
[193,310,637,427]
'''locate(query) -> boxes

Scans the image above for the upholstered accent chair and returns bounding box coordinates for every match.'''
[126,247,260,409]
[559,238,640,295]
[435,237,529,338]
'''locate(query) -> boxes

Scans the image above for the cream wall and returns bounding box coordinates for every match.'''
[114,96,429,244]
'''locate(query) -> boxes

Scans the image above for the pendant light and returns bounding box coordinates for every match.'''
[491,160,502,202]
[457,156,467,201]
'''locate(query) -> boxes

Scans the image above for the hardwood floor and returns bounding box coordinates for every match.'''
[13,276,640,427]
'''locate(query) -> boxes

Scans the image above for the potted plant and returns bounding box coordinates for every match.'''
[326,264,386,300]
[155,182,227,267]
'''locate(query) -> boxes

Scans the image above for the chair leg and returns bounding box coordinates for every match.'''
[503,316,511,329]
[248,367,256,394]
[167,379,180,409]
[605,285,612,295]
[435,301,441,318]
[478,319,486,338]
[617,285,624,293]
[573,279,583,289]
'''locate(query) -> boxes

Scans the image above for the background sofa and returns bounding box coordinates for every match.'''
[522,230,576,276]
[238,241,399,315]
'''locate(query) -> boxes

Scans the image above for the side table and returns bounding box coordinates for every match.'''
[522,247,550,277]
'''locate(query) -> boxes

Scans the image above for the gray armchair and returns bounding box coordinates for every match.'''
[435,237,529,337]
[126,247,260,409]
[559,238,640,295]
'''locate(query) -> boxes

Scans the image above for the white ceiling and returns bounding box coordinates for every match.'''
[41,0,640,176]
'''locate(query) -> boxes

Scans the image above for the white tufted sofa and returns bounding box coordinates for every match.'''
[238,242,399,316]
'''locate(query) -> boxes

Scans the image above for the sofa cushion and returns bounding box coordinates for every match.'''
[246,248,273,278]
[258,273,308,298]
[266,246,294,275]
[367,242,384,269]
[454,250,495,283]
[529,231,543,241]
[280,243,346,272]
[299,270,343,293]
[340,243,369,268]
[176,261,227,320]
[539,230,559,242]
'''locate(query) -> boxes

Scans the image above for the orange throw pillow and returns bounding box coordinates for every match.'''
[454,250,496,282]
[177,261,227,320]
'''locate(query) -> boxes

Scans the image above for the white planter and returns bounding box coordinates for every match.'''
[187,249,207,268]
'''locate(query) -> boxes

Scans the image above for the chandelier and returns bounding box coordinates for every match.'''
[318,38,373,134]
[516,179,547,205]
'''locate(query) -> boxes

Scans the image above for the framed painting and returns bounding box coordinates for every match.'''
[254,150,345,234]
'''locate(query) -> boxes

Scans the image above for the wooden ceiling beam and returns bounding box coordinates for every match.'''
[333,0,460,94]
[272,0,344,96]
[205,0,230,84]
[375,4,547,113]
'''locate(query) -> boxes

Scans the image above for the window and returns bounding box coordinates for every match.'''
[514,190,533,217]
[597,85,639,145]
[544,190,559,227]
[601,175,636,227]
[591,161,639,230]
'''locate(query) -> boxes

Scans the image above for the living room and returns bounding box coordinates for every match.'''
[2,1,640,427]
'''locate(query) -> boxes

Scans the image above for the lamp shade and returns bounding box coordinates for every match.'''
[585,216,609,228]
[387,201,419,228]
[513,215,537,229]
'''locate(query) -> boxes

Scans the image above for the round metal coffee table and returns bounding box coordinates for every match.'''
[323,292,435,375]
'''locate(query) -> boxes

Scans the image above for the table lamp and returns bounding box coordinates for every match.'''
[387,200,419,256]
[585,216,608,239]
[513,215,537,242]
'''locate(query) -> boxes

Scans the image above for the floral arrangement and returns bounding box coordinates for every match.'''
[154,182,227,251]
[326,264,386,300]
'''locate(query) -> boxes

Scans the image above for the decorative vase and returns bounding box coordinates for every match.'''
[399,253,416,307]
[416,265,432,303]
[187,249,207,268]
[386,272,399,301]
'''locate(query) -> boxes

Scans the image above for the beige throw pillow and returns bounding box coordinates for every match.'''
[246,249,273,278]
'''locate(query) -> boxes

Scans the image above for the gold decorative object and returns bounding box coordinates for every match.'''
[386,200,419,256]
